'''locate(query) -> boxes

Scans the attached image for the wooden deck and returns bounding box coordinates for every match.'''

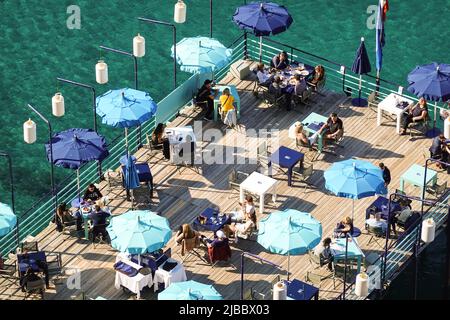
[1,70,448,301]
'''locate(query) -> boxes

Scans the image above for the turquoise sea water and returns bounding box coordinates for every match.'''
[0,0,449,298]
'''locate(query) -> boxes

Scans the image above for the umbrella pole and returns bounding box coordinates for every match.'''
[259,36,262,63]
[358,75,362,101]
[352,198,355,221]
[287,252,290,281]
[125,127,129,155]
[77,169,81,204]
[138,254,141,266]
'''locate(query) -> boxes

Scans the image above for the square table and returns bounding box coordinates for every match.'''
[213,85,241,122]
[284,279,319,300]
[377,93,414,134]
[300,112,328,153]
[114,258,153,300]
[192,208,231,232]
[330,237,365,273]
[153,258,187,292]
[400,164,438,198]
[121,162,154,197]
[17,251,47,273]
[268,146,304,186]
[365,196,402,220]
[240,172,278,213]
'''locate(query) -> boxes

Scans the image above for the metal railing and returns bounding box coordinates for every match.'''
[246,37,449,131]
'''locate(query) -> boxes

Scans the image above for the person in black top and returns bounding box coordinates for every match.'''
[429,134,450,170]
[400,97,428,135]
[319,113,344,145]
[88,205,111,242]
[270,51,289,70]
[83,184,103,203]
[20,267,45,292]
[269,76,291,110]
[196,79,218,121]
[379,163,391,186]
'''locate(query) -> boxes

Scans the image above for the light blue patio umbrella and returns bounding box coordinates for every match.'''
[0,202,17,237]
[158,280,223,300]
[324,159,387,220]
[96,88,158,153]
[107,211,171,261]
[171,36,233,79]
[257,209,322,279]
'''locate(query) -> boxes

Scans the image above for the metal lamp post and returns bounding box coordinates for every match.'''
[56,78,103,179]
[0,151,19,246]
[98,45,142,147]
[24,104,58,214]
[138,17,177,90]
[240,251,282,300]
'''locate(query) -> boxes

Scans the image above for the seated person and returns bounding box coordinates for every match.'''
[313,237,334,271]
[294,122,319,148]
[83,184,103,203]
[255,63,274,87]
[88,205,111,242]
[228,195,256,223]
[366,213,388,233]
[293,74,307,97]
[334,216,354,238]
[54,202,82,233]
[151,123,167,148]
[429,134,450,169]
[202,230,229,249]
[20,267,45,292]
[223,206,257,242]
[269,76,291,111]
[219,88,237,127]
[308,65,325,89]
[270,51,289,70]
[318,112,344,145]
[175,224,201,245]
[196,79,218,121]
[399,97,428,135]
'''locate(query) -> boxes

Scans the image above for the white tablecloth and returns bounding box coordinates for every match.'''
[114,258,153,299]
[377,93,414,134]
[153,258,187,292]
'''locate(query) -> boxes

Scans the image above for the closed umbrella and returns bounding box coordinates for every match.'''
[351,37,372,107]
[107,210,171,264]
[96,88,158,153]
[124,154,140,207]
[172,36,233,78]
[232,2,293,62]
[158,280,223,300]
[45,128,109,204]
[407,62,450,136]
[257,209,322,280]
[0,203,17,237]
[324,159,386,220]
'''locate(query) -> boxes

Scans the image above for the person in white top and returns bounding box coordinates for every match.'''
[228,195,256,222]
[223,196,257,242]
[366,213,388,233]
[256,63,274,87]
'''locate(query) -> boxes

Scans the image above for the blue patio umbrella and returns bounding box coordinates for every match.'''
[45,128,109,203]
[0,203,17,237]
[324,159,386,220]
[407,62,450,136]
[232,2,293,61]
[258,209,322,279]
[158,280,223,300]
[107,210,171,258]
[172,36,233,76]
[96,88,158,152]
[351,37,372,107]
